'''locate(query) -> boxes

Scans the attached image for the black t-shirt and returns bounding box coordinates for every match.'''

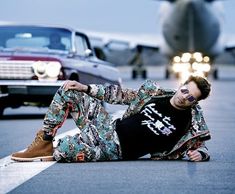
[115,97,192,160]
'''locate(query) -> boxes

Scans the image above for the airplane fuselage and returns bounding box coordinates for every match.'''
[162,0,222,59]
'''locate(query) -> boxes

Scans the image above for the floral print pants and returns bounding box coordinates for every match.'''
[43,87,122,162]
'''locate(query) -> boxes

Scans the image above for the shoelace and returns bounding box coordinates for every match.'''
[27,132,44,150]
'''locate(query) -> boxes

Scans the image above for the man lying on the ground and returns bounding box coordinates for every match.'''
[11,76,211,162]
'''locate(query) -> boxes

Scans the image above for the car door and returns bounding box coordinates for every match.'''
[74,32,120,84]
[74,32,102,77]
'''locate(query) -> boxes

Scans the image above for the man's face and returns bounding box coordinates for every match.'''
[171,81,202,110]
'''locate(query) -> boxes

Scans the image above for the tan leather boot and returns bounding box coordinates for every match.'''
[11,130,54,162]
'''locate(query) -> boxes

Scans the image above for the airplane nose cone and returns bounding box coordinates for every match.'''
[172,0,205,19]
[184,0,203,13]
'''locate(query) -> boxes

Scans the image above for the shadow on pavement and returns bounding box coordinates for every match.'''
[0,114,45,120]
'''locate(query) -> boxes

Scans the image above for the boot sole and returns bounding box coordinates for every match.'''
[11,156,54,162]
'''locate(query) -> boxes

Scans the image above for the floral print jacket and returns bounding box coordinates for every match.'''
[88,79,211,161]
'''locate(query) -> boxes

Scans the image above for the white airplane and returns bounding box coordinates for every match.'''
[158,0,224,80]
[84,0,234,80]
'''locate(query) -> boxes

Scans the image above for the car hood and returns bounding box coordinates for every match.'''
[0,50,66,62]
[0,50,121,84]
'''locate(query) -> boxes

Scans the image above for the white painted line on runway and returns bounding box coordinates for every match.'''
[0,128,79,194]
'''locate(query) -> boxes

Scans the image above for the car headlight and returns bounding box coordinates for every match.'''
[33,61,62,80]
[33,61,47,78]
[45,62,61,78]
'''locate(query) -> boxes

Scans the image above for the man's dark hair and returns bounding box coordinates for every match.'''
[184,76,211,101]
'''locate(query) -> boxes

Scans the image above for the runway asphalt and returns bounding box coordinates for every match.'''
[0,65,235,194]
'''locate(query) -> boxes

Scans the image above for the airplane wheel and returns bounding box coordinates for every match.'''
[132,69,137,79]
[142,70,147,79]
[213,69,218,80]
[0,104,4,118]
[165,69,170,79]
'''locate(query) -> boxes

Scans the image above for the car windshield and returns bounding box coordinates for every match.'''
[0,26,72,52]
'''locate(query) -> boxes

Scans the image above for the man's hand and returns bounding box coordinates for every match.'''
[187,150,203,162]
[63,80,88,92]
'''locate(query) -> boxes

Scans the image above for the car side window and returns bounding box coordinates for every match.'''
[74,34,89,56]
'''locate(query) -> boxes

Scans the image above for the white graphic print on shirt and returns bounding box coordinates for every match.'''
[140,103,176,136]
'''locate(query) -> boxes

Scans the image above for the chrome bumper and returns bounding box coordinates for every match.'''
[0,80,66,95]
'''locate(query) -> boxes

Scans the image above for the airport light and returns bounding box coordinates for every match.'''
[181,53,191,63]
[192,62,211,79]
[172,52,211,81]
[173,56,181,63]
[203,56,210,63]
[172,62,190,73]
[193,52,203,62]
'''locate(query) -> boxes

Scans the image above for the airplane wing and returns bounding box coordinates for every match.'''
[81,0,235,81]
[84,30,165,67]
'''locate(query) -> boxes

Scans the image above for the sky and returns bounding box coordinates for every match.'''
[0,0,235,40]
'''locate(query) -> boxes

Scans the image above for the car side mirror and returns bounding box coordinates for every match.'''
[85,49,93,57]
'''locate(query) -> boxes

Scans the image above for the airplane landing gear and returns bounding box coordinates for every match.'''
[132,68,147,79]
[165,69,170,79]
[213,69,218,80]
